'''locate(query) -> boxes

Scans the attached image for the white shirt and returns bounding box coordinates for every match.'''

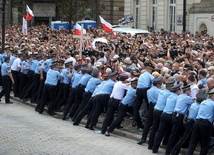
[190,84,199,99]
[65,57,76,66]
[11,58,21,71]
[110,81,130,100]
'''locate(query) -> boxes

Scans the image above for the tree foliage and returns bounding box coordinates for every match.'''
[55,0,104,22]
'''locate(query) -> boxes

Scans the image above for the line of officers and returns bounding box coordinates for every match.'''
[0,51,214,155]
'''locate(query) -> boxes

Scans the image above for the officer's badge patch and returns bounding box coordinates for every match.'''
[44,62,47,66]
[7,67,10,70]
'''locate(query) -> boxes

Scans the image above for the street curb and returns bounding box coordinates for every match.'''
[11,97,141,141]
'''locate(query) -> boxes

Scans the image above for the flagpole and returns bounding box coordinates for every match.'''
[1,0,6,51]
[79,24,84,59]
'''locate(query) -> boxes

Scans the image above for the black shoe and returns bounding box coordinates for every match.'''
[62,115,66,120]
[152,149,158,153]
[105,131,110,137]
[132,121,137,127]
[137,140,145,145]
[116,124,124,129]
[39,111,43,114]
[35,108,40,112]
[47,111,55,115]
[6,101,13,104]
[23,99,27,102]
[85,125,89,129]
[89,126,94,130]
[73,122,79,126]
[148,146,152,150]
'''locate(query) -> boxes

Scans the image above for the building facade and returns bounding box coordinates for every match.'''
[124,0,214,35]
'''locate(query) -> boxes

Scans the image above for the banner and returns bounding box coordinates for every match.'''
[22,17,28,36]
[118,14,134,25]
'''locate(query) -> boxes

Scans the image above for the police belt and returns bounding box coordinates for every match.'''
[110,97,121,102]
[196,118,211,124]
[78,84,86,89]
[45,83,56,87]
[173,112,184,117]
[186,118,195,123]
[137,87,149,90]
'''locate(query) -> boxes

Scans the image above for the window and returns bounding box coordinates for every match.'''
[169,0,176,32]
[152,0,157,30]
[135,0,140,28]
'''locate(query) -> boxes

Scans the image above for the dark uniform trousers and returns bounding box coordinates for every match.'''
[55,83,70,111]
[39,84,57,113]
[171,119,195,155]
[55,82,64,109]
[73,91,92,120]
[63,88,76,117]
[11,70,20,97]
[89,94,110,129]
[152,112,173,152]
[165,112,184,155]
[134,88,149,128]
[69,84,85,118]
[141,103,155,142]
[0,75,12,103]
[101,98,121,134]
[85,96,97,128]
[21,70,34,99]
[187,119,212,155]
[74,96,95,125]
[148,109,163,149]
[35,72,46,110]
[31,73,40,103]
[19,72,27,99]
[108,104,133,133]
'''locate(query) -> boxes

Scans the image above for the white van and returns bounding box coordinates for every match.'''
[112,26,150,36]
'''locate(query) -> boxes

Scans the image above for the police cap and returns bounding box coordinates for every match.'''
[92,69,100,77]
[172,84,181,91]
[182,85,191,91]
[107,71,118,77]
[196,93,206,101]
[153,77,162,84]
[165,81,174,87]
[119,73,128,81]
[145,63,155,70]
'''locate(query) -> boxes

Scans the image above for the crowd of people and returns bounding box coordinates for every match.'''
[0,24,214,155]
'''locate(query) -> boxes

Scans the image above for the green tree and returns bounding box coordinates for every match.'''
[55,0,104,32]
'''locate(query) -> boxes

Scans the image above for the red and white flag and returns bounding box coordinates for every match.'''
[99,16,116,36]
[74,23,86,36]
[26,5,34,21]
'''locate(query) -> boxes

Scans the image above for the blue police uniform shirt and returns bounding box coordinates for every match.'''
[163,93,178,114]
[70,70,77,86]
[174,93,193,114]
[71,73,83,89]
[1,62,11,76]
[30,59,38,71]
[137,71,154,89]
[122,87,137,106]
[92,81,107,97]
[154,89,172,111]
[45,69,63,86]
[21,61,31,75]
[85,77,102,94]
[34,60,44,74]
[0,54,4,64]
[78,73,92,86]
[196,98,214,123]
[9,55,16,66]
[188,102,200,121]
[98,79,115,95]
[147,86,161,104]
[62,68,71,84]
[42,59,53,73]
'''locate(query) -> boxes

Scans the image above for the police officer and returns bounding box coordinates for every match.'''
[134,63,154,129]
[165,84,193,155]
[62,64,82,120]
[171,93,206,155]
[39,61,63,115]
[0,57,14,103]
[69,67,92,119]
[101,73,129,134]
[138,77,162,145]
[152,84,181,153]
[105,78,138,136]
[55,61,73,112]
[148,80,174,150]
[73,69,102,122]
[187,91,214,155]
[73,78,107,126]
[89,71,117,130]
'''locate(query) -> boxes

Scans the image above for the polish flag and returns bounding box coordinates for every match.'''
[99,16,116,36]
[74,23,86,36]
[26,5,34,21]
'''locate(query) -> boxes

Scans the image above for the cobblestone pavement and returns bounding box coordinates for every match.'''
[0,101,167,155]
